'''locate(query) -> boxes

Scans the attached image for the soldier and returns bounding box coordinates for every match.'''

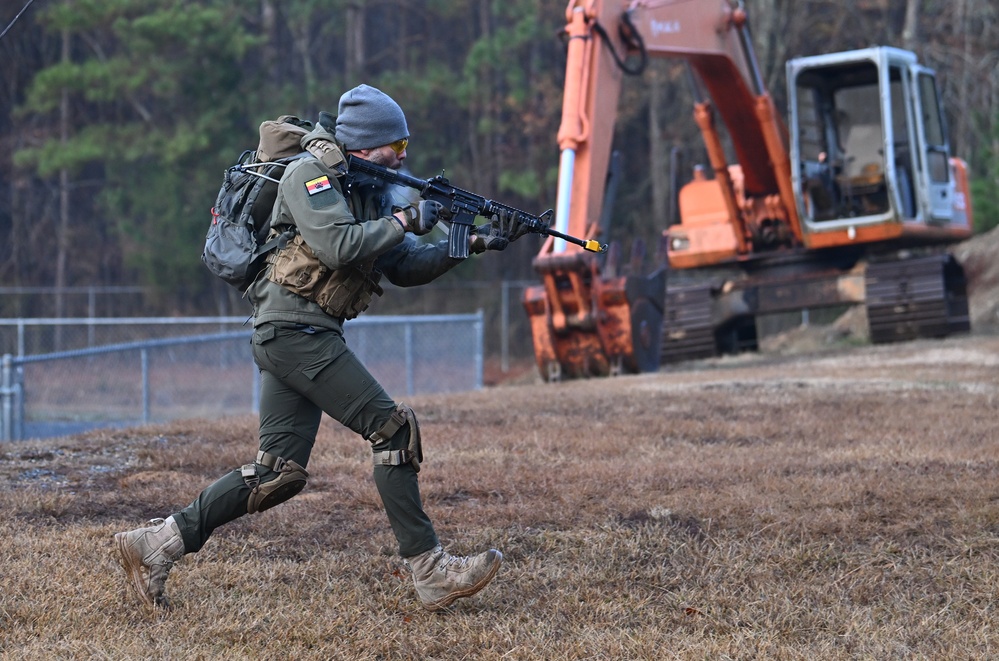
[115,84,526,613]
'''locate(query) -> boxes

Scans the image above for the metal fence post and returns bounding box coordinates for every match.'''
[501,282,510,373]
[87,288,96,347]
[474,309,484,390]
[404,322,414,396]
[1,354,11,441]
[141,348,150,424]
[1,354,21,442]
[16,364,23,441]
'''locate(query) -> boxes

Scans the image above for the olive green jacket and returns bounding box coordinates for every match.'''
[248,124,463,331]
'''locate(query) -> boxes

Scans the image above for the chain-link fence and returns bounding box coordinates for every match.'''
[1,313,483,442]
[0,316,251,356]
[0,280,539,367]
[0,286,148,319]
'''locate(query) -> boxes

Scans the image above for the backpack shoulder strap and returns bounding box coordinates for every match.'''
[304,138,348,177]
[254,228,295,258]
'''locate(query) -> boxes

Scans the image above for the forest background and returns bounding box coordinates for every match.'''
[1,0,997,320]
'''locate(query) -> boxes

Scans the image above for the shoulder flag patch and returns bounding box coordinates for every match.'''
[305,175,332,196]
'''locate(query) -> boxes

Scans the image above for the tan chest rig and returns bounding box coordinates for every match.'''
[265,138,384,320]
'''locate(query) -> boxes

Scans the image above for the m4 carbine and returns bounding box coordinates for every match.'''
[346,155,607,259]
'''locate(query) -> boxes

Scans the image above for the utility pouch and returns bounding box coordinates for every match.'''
[314,266,384,320]
[267,233,384,319]
[266,233,329,297]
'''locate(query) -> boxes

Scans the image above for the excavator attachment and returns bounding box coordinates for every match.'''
[524,244,664,382]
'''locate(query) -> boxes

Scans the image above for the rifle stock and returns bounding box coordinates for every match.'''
[346,155,607,258]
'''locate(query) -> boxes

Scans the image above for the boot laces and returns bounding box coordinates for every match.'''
[437,551,472,573]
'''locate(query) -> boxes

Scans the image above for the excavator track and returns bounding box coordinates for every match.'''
[865,254,970,344]
[657,252,969,365]
[660,284,717,364]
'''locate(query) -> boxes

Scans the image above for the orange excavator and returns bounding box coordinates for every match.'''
[524,0,973,381]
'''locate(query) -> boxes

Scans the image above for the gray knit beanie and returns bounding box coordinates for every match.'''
[335,84,409,151]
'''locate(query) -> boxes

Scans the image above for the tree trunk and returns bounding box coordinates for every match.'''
[901,0,919,51]
[955,0,970,158]
[749,0,778,90]
[345,2,365,85]
[475,0,497,193]
[56,27,71,344]
[261,0,279,85]
[650,66,668,230]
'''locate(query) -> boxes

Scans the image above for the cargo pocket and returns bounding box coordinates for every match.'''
[304,346,386,424]
[298,333,348,381]
[251,324,327,379]
[250,324,279,376]
[253,325,278,345]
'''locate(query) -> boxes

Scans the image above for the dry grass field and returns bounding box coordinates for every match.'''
[2,332,998,659]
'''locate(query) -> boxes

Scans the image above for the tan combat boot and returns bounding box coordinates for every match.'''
[404,545,502,612]
[114,516,185,609]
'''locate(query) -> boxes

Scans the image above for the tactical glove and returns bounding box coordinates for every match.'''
[394,200,443,236]
[500,208,533,244]
[469,208,531,253]
[469,222,509,253]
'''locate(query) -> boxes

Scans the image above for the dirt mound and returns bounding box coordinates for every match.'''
[953,225,999,333]
[759,305,869,354]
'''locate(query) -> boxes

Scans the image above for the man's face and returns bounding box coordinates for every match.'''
[359,142,406,169]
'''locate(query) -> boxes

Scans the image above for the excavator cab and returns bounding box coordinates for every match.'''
[788,47,971,235]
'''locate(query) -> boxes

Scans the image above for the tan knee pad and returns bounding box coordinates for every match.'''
[368,403,423,472]
[241,451,309,514]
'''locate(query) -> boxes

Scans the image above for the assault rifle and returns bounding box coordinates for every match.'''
[346,155,607,259]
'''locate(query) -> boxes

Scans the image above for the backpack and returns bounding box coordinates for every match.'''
[202,116,313,292]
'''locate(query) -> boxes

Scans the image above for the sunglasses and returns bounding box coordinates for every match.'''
[388,138,409,155]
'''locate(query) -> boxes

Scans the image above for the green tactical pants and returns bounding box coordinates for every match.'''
[171,322,439,557]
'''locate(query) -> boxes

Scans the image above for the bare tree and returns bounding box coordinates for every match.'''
[649,64,667,229]
[260,0,280,85]
[55,26,70,333]
[345,1,365,85]
[901,0,920,50]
